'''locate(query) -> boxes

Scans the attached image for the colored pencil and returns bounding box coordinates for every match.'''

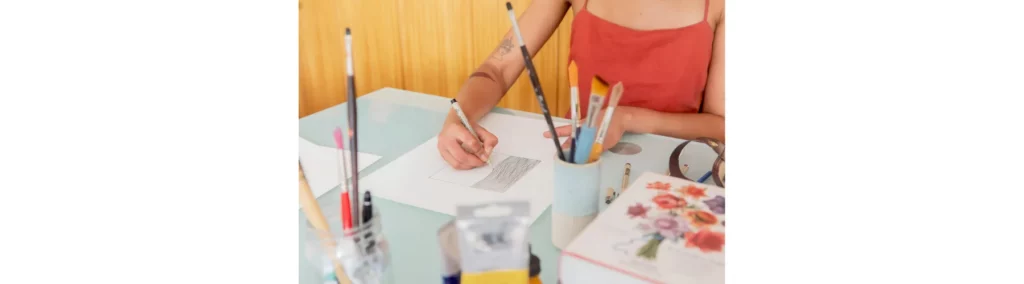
[697,170,713,183]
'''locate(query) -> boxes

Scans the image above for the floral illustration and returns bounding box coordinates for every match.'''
[626,203,650,219]
[636,213,690,259]
[624,179,725,260]
[703,195,725,215]
[678,184,707,199]
[646,181,672,191]
[685,210,719,228]
[684,229,725,252]
[652,193,685,209]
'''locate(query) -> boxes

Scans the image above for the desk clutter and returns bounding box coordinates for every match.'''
[298,8,726,282]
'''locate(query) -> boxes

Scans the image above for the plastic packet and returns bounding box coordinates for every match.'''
[456,201,531,284]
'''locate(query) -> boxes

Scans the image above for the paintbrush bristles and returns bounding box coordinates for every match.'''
[608,82,624,108]
[568,61,579,87]
[591,76,609,97]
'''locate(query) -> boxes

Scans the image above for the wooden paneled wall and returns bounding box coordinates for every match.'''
[299,0,575,118]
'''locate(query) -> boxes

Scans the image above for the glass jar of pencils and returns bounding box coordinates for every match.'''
[304,206,393,284]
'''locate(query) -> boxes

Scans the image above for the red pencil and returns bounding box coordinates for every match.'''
[334,128,354,231]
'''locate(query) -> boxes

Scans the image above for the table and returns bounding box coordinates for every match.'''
[298,88,719,283]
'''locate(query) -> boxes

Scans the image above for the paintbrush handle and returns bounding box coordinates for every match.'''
[299,164,353,284]
[518,47,566,161]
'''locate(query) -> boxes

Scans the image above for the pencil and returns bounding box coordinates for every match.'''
[450,99,492,167]
[621,163,631,193]
[344,27,360,226]
[506,2,566,161]
[568,61,580,163]
[587,82,622,162]
[299,162,353,284]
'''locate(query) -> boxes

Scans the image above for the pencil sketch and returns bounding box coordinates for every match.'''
[429,153,540,193]
[471,156,541,192]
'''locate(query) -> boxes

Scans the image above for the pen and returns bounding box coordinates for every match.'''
[344,27,361,226]
[450,99,492,166]
[362,191,376,252]
[506,2,566,162]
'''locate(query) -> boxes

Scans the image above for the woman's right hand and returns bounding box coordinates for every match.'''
[437,120,498,170]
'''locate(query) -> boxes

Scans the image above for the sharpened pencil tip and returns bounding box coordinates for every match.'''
[345,27,350,35]
[506,2,513,10]
[451,98,457,104]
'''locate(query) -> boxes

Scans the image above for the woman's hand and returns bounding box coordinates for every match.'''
[437,120,499,170]
[544,107,631,151]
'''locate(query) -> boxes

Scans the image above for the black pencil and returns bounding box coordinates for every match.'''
[505,2,566,161]
[345,27,361,226]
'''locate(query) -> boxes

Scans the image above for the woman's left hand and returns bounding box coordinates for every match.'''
[544,107,631,151]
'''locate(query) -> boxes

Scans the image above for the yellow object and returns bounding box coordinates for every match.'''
[587,82,624,162]
[530,276,543,284]
[589,77,609,105]
[460,270,528,284]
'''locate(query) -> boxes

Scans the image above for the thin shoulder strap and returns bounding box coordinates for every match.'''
[582,0,590,11]
[703,0,710,22]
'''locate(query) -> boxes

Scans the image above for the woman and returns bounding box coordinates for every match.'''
[438,0,724,170]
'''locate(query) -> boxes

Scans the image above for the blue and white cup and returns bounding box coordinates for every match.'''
[551,150,601,249]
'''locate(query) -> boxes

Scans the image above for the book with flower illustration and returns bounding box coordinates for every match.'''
[559,172,725,284]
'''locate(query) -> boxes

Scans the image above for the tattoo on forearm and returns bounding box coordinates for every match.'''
[491,35,514,60]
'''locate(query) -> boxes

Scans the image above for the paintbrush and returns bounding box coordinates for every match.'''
[299,162,353,284]
[572,76,608,164]
[584,76,608,129]
[506,2,566,162]
[344,27,361,226]
[588,82,624,162]
[568,61,580,163]
[333,128,354,231]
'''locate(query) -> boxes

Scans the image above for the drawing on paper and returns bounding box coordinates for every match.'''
[429,152,540,193]
[610,182,726,261]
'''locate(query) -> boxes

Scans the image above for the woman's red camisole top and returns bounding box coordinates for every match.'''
[568,0,715,118]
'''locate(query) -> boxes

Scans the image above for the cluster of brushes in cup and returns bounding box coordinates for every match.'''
[567,60,624,164]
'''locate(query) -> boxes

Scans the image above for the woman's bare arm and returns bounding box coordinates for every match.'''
[622,14,726,142]
[445,0,570,125]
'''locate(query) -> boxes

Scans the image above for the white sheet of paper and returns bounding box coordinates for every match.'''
[361,112,568,223]
[298,137,382,206]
